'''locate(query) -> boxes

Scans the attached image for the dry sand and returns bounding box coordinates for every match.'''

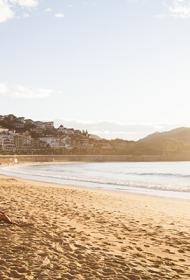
[0,175,190,280]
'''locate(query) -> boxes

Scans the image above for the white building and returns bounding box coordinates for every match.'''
[0,132,16,152]
[40,136,71,149]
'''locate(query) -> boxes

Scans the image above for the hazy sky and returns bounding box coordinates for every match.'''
[0,0,190,137]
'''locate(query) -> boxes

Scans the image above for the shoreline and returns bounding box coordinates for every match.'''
[1,161,190,201]
[1,171,189,203]
[1,171,190,202]
[0,173,190,205]
[2,154,190,165]
[0,175,190,279]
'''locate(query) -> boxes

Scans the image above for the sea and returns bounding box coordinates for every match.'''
[1,161,190,200]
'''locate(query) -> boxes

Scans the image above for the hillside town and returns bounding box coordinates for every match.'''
[0,114,131,155]
[2,114,190,157]
[0,114,96,154]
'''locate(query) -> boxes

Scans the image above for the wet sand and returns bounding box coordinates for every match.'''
[0,175,190,280]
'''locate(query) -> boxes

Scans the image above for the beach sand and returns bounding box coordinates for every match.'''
[0,175,190,280]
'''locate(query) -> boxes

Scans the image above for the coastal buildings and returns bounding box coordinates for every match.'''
[39,136,72,150]
[0,131,16,152]
[0,115,134,155]
[14,133,32,151]
[57,125,68,134]
[0,115,93,154]
[0,126,8,133]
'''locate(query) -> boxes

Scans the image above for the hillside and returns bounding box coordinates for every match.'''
[1,114,190,159]
[0,114,134,155]
[134,127,190,156]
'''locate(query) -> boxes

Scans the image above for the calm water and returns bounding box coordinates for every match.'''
[1,162,190,199]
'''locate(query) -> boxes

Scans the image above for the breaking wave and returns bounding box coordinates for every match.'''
[1,161,190,199]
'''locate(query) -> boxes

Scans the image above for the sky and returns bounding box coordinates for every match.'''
[0,0,190,139]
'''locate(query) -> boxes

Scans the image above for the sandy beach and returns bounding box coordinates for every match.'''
[0,175,190,280]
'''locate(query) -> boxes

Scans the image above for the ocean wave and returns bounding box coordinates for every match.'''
[1,164,190,193]
[122,172,190,178]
